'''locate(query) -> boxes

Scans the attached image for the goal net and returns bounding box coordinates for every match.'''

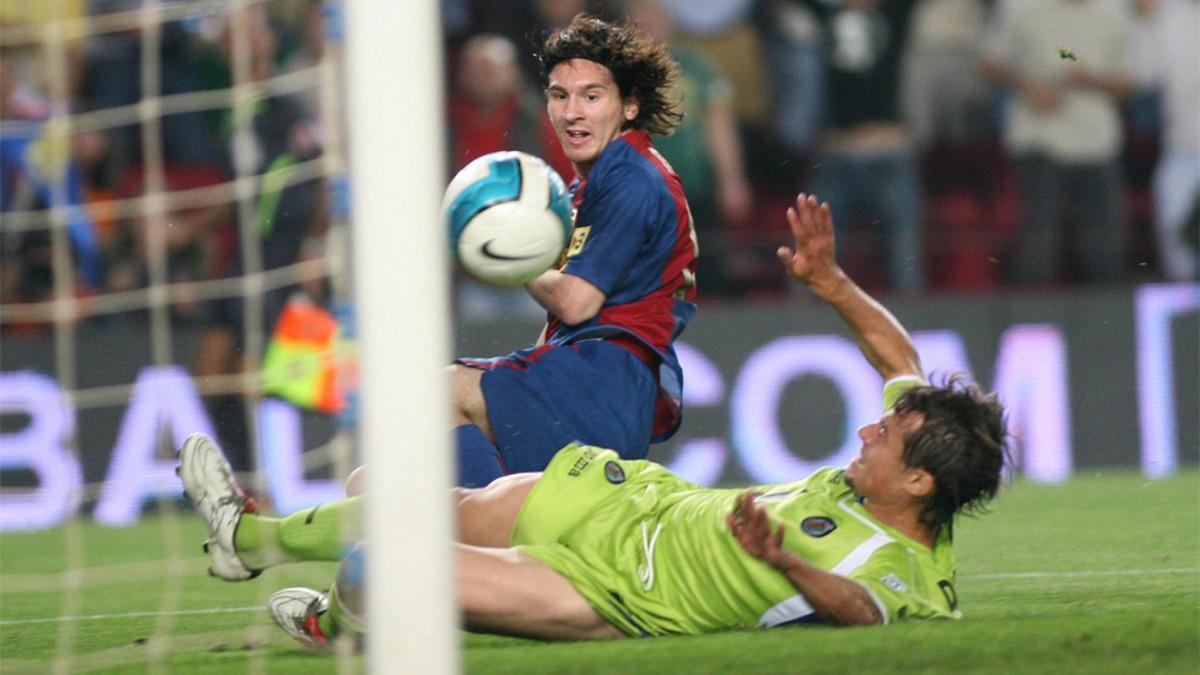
[0,0,453,670]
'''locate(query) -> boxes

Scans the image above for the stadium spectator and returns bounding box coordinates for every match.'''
[448,33,572,181]
[0,0,87,100]
[795,0,927,291]
[273,0,329,125]
[81,15,235,302]
[658,0,785,293]
[82,16,227,180]
[625,0,753,296]
[471,0,612,89]
[901,0,992,148]
[1131,0,1199,282]
[0,45,104,313]
[661,0,769,132]
[760,0,826,157]
[980,0,1134,285]
[178,192,1009,645]
[0,45,50,120]
[0,47,52,314]
[440,15,699,487]
[902,0,999,290]
[185,5,330,470]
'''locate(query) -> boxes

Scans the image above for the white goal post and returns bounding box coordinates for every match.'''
[345,0,457,672]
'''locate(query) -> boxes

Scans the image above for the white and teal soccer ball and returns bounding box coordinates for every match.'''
[441,151,573,287]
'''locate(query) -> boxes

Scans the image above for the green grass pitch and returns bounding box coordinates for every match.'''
[2,470,1197,674]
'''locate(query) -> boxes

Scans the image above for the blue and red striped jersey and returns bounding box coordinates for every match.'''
[542,129,699,442]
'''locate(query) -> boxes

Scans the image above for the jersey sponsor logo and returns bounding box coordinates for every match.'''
[801,516,837,538]
[604,460,626,484]
[566,225,591,258]
[881,573,908,593]
[554,224,588,270]
[480,239,543,262]
[567,446,601,477]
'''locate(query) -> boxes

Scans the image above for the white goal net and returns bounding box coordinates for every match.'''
[0,0,453,670]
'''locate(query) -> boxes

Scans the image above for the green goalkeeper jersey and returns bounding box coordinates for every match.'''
[512,376,958,636]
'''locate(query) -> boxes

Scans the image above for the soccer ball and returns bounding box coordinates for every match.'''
[442,151,574,286]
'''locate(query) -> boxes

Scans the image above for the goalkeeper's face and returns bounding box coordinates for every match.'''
[845,410,931,504]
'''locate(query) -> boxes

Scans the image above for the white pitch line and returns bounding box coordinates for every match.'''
[964,567,1199,580]
[2,568,1198,627]
[0,606,261,626]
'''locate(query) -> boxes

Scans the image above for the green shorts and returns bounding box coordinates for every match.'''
[510,442,700,636]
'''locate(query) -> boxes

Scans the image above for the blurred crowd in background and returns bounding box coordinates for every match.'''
[2,0,1198,329]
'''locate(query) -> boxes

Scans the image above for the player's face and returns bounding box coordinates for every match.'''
[546,58,639,177]
[844,410,927,503]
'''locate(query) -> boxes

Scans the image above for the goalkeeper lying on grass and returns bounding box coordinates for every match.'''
[178,193,1010,647]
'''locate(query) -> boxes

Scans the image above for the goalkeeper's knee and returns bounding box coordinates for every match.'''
[326,543,366,635]
[345,465,366,497]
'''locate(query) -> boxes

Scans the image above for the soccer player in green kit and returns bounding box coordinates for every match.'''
[179,192,1009,646]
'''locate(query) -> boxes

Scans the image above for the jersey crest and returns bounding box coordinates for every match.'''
[800,516,837,538]
[604,460,626,484]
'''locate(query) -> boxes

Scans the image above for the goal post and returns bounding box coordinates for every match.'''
[344,0,458,672]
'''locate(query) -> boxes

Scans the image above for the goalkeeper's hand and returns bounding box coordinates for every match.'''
[775,192,844,294]
[727,490,796,573]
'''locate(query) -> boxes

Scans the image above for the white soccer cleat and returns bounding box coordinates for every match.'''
[268,587,332,650]
[177,432,261,581]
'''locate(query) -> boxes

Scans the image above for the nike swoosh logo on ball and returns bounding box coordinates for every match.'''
[480,240,542,261]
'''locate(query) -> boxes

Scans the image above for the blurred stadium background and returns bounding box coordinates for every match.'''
[0,0,1197,670]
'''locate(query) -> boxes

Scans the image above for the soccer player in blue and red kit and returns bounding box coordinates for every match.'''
[448,15,700,486]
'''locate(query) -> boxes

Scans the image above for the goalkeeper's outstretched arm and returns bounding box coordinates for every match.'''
[776,193,922,382]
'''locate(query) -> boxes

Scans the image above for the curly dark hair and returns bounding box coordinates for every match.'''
[893,374,1010,534]
[536,14,683,136]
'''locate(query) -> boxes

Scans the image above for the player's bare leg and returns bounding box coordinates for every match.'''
[458,544,625,641]
[288,542,622,644]
[448,363,495,439]
[346,467,538,547]
[348,364,505,495]
[455,472,540,547]
[344,464,366,497]
[449,363,509,486]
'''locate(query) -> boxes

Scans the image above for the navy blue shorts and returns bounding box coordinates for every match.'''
[459,339,657,473]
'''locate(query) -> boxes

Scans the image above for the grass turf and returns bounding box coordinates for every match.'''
[1,470,1197,674]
